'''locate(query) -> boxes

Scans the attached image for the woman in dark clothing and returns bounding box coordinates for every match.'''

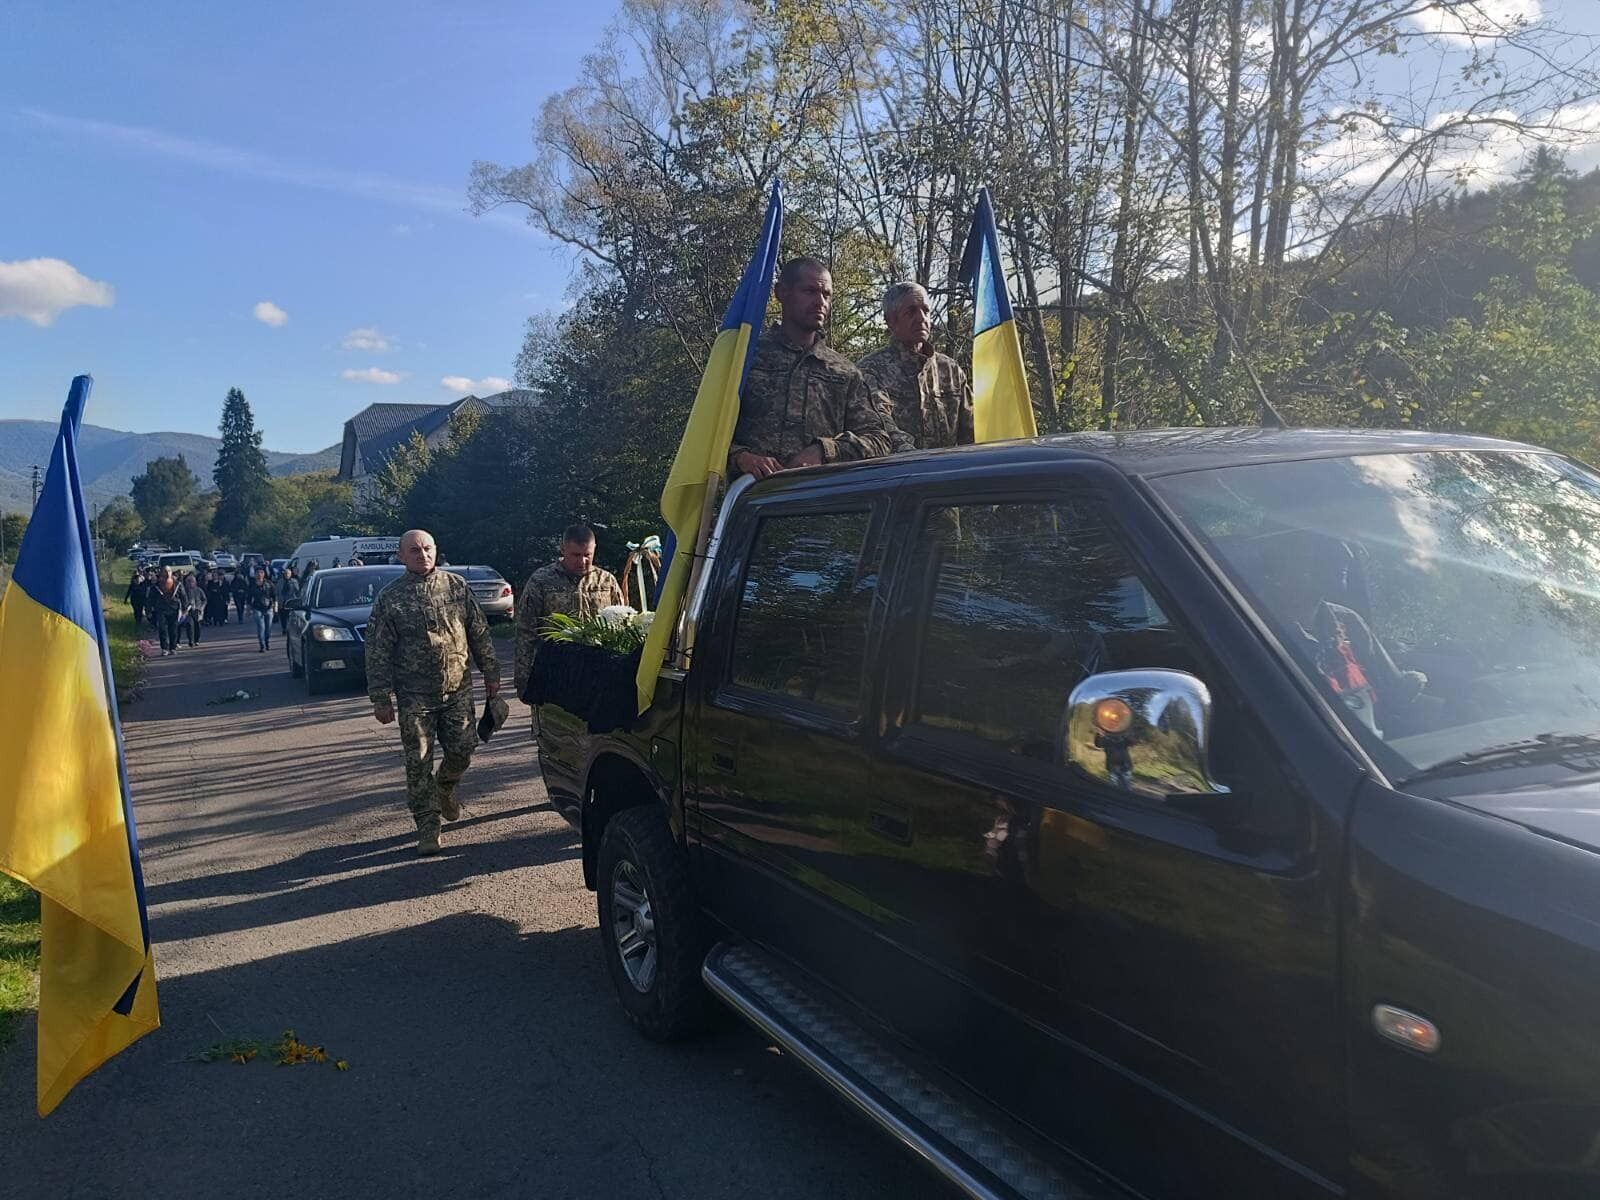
[230,570,249,622]
[124,569,149,625]
[150,568,183,656]
[205,572,229,626]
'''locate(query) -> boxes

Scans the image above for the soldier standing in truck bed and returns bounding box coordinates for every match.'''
[727,257,898,480]
[856,281,974,451]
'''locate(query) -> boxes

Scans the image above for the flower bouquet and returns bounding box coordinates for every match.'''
[524,605,656,733]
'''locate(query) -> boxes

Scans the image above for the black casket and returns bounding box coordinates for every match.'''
[523,640,643,733]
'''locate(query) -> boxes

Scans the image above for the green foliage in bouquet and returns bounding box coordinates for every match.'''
[541,611,647,654]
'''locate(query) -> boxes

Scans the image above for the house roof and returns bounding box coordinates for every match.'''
[340,402,461,478]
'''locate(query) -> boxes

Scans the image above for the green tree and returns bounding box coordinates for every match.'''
[130,455,198,531]
[212,387,272,544]
[165,494,219,554]
[95,497,142,554]
[0,513,27,564]
[242,472,354,555]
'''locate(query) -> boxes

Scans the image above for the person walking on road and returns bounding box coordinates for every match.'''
[230,569,249,623]
[248,566,276,652]
[513,523,625,697]
[205,570,229,626]
[365,529,500,856]
[180,571,205,647]
[150,568,182,656]
[124,568,150,626]
[276,565,300,635]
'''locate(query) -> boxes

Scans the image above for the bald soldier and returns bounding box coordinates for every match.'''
[728,257,897,480]
[366,529,500,856]
[857,281,974,450]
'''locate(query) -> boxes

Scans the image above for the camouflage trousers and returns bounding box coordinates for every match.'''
[396,690,477,835]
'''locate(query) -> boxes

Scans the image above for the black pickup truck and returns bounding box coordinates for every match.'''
[533,428,1600,1200]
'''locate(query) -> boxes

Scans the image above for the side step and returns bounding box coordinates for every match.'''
[702,942,1118,1200]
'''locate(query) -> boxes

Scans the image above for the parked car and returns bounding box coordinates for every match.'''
[533,428,1600,1200]
[284,565,404,695]
[443,565,515,622]
[210,550,237,571]
[155,551,198,576]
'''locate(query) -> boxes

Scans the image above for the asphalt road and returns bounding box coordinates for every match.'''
[0,612,926,1199]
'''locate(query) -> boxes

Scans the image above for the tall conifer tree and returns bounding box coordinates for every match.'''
[212,387,271,543]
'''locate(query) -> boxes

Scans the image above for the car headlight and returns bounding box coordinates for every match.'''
[311,624,357,642]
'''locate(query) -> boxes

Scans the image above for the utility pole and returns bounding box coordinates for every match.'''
[30,464,42,509]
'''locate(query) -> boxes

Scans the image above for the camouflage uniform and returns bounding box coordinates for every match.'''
[856,342,975,450]
[366,569,498,838]
[513,562,625,695]
[727,326,896,476]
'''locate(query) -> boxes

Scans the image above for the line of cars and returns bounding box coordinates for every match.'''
[283,562,516,695]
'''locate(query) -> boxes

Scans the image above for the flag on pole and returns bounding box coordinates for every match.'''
[636,181,784,713]
[959,188,1038,441]
[0,375,159,1116]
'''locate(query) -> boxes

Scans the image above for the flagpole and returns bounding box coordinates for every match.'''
[675,468,722,668]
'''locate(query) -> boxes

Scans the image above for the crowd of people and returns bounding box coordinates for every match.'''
[124,564,288,656]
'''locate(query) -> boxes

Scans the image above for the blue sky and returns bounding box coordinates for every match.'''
[1,1,617,452]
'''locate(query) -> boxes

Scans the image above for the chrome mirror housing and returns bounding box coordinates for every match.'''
[1064,669,1231,801]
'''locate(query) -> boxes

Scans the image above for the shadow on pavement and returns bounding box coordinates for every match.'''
[2,913,922,1200]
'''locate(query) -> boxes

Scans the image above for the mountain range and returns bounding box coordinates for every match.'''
[0,420,341,513]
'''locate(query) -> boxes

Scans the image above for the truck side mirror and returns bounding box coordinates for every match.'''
[1063,669,1231,802]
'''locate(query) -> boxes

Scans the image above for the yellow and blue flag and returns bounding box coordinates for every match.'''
[637,181,783,713]
[0,375,159,1116]
[959,188,1038,441]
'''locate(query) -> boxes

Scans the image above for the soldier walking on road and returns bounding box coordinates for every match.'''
[856,282,974,451]
[727,257,898,481]
[513,524,625,697]
[366,528,500,856]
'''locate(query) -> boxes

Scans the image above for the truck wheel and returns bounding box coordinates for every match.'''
[596,805,711,1041]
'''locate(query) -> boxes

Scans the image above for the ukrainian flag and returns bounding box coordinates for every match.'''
[0,375,159,1116]
[960,188,1038,441]
[637,181,783,713]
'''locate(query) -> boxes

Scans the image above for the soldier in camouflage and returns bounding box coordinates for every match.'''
[857,281,974,451]
[513,523,626,695]
[728,257,899,481]
[366,528,500,856]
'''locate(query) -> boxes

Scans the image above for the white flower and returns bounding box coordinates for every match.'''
[631,610,657,634]
[597,604,638,628]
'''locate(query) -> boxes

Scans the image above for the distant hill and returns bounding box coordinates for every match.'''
[0,420,341,512]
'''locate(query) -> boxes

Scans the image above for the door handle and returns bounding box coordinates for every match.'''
[710,738,737,774]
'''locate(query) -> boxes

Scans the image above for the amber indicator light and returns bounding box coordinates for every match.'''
[1093,698,1134,735]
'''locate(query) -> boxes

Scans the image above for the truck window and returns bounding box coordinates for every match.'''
[911,500,1201,763]
[729,509,878,717]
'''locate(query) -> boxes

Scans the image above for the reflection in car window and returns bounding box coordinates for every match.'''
[1154,451,1600,778]
[912,501,1198,762]
[312,569,404,609]
[729,510,878,715]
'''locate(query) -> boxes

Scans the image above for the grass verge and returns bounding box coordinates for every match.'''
[0,873,42,1053]
[100,557,145,706]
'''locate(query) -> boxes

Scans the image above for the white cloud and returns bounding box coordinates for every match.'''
[341,326,393,352]
[1410,0,1540,44]
[440,375,513,394]
[0,257,114,326]
[342,367,406,384]
[253,300,288,327]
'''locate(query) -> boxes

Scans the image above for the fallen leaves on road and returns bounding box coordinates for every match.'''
[194,1029,348,1071]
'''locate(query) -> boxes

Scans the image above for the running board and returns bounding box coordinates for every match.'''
[702,942,1116,1200]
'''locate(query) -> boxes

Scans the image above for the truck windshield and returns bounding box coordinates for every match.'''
[1153,450,1600,783]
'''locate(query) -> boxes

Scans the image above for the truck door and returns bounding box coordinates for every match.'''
[861,473,1352,1198]
[687,492,893,990]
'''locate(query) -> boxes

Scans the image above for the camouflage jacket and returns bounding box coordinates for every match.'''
[727,327,895,475]
[513,562,626,693]
[856,342,974,451]
[366,568,497,704]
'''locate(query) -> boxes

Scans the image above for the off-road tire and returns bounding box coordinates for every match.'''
[596,805,712,1041]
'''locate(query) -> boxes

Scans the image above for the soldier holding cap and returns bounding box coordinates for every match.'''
[366,528,500,856]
